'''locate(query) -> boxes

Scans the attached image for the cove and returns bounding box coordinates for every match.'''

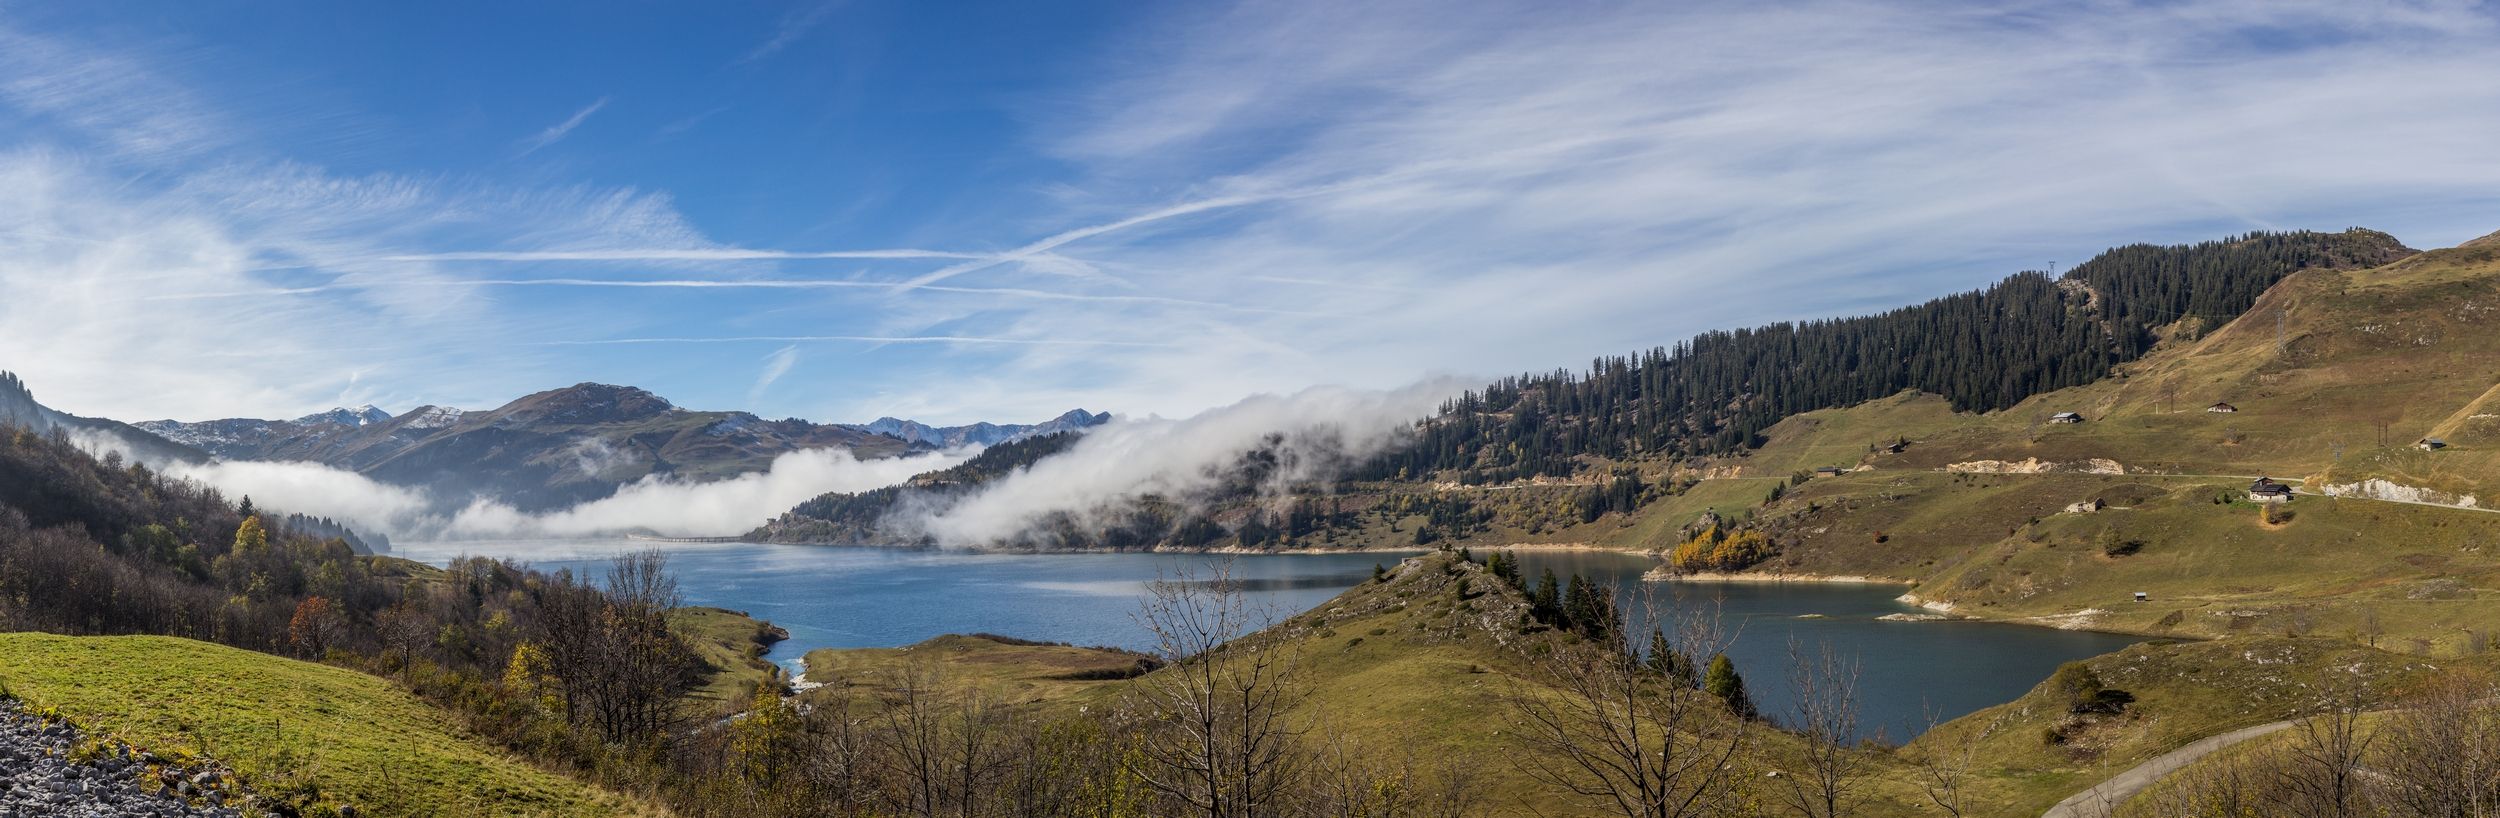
[395,540,2140,743]
[1513,550,2145,743]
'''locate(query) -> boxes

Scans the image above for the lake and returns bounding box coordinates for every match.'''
[393,539,2141,743]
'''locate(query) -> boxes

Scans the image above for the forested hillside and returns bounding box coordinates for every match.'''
[1368,229,2411,483]
[750,430,1085,543]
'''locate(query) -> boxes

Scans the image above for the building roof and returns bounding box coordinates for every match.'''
[2249,477,2294,494]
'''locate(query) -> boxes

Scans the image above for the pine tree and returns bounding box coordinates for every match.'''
[1704,653,1756,719]
[1562,574,1591,633]
[1647,628,1698,687]
[1532,569,1562,626]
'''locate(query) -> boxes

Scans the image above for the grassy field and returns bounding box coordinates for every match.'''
[669,605,786,706]
[801,633,1149,706]
[0,632,660,817]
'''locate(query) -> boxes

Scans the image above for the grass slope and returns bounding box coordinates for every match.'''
[1912,636,2462,816]
[0,633,659,818]
[802,633,1149,705]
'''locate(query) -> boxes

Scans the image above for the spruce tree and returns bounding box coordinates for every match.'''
[1532,569,1562,626]
[1704,653,1756,719]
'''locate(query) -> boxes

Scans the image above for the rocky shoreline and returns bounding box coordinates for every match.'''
[0,698,248,818]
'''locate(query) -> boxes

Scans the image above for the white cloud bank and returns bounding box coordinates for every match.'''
[895,379,1465,547]
[445,447,968,539]
[133,445,970,543]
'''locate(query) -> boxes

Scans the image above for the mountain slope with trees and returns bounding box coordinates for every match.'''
[1370,229,2411,484]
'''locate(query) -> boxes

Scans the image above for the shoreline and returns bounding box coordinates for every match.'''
[1644,568,1913,584]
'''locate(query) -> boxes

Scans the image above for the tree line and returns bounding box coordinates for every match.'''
[1365,229,2408,484]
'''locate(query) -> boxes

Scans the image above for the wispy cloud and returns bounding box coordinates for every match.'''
[749,344,800,402]
[0,22,229,161]
[655,105,729,140]
[737,2,840,66]
[518,96,611,155]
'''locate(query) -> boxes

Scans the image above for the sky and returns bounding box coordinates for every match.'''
[3,0,2498,427]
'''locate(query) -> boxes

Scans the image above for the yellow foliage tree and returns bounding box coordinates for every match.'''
[232,516,268,555]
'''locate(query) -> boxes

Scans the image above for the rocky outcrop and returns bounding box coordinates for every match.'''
[1945,457,2125,475]
[0,699,245,817]
[2322,478,2481,509]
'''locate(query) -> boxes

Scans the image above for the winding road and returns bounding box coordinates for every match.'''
[2040,720,2297,818]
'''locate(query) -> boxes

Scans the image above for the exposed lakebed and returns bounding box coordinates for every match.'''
[396,540,2140,742]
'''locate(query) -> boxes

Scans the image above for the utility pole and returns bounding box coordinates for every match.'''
[2276,307,2288,355]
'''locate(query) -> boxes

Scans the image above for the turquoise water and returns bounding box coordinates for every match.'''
[395,540,2140,743]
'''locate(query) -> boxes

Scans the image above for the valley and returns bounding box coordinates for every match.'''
[9,226,2500,817]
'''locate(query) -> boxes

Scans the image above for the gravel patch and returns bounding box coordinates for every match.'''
[0,698,243,818]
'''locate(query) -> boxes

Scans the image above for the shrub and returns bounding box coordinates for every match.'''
[2050,661,2134,714]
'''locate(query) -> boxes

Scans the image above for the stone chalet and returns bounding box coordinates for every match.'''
[2207,402,2238,413]
[2417,438,2448,451]
[2049,412,2085,424]
[2248,477,2295,503]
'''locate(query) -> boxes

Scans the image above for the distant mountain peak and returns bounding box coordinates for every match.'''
[292,405,394,427]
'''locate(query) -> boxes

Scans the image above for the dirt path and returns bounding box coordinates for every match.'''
[2292,487,2497,515]
[2040,719,2295,818]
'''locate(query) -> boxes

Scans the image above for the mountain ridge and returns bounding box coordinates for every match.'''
[847,408,1109,448]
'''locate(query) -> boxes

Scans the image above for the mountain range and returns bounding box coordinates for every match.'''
[846,409,1109,448]
[5,376,1109,516]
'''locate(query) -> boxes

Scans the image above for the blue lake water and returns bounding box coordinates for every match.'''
[394,540,2142,743]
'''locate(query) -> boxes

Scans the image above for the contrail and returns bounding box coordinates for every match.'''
[893,193,1273,291]
[376,248,986,262]
[539,334,1173,348]
[143,277,1331,315]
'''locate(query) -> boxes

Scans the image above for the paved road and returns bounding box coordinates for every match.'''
[2041,719,2296,818]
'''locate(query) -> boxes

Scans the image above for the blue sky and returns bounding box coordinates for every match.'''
[4,1,2499,426]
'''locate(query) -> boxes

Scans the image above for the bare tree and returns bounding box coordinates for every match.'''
[2134,751,2260,818]
[2267,689,2375,818]
[1777,637,1866,818]
[2369,673,2500,816]
[1304,725,1424,818]
[871,658,1013,817]
[529,551,704,746]
[1127,559,1307,818]
[374,594,431,674]
[1507,589,1747,818]
[1911,705,2005,818]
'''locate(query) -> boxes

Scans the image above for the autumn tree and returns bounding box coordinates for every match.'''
[287,595,345,658]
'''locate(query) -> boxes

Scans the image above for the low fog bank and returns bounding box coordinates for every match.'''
[74,430,969,542]
[893,379,1468,547]
[444,447,969,539]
